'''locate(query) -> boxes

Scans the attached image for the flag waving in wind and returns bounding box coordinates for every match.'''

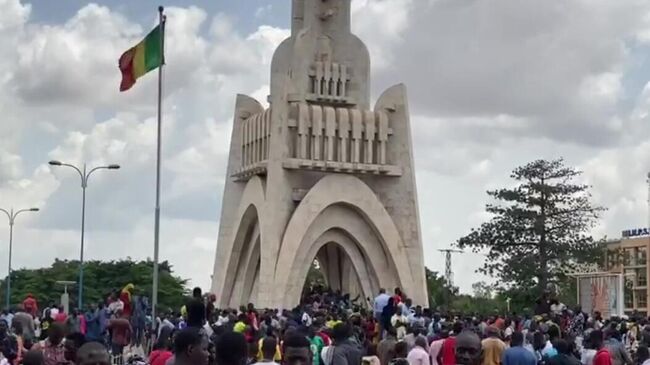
[117,7,166,326]
[118,24,164,92]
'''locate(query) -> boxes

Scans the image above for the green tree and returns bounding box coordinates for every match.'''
[305,260,327,288]
[426,268,457,310]
[1,259,188,311]
[472,281,494,299]
[457,159,606,297]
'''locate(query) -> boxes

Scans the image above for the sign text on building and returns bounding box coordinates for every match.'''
[622,228,650,238]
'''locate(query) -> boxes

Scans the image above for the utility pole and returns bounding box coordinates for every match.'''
[438,248,462,311]
[439,248,463,287]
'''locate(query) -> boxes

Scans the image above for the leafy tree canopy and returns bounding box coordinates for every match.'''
[456,158,606,296]
[426,269,506,314]
[1,259,189,311]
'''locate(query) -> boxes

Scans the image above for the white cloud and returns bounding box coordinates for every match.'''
[0,0,30,32]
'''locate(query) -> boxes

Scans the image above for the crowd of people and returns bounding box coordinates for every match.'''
[0,285,648,365]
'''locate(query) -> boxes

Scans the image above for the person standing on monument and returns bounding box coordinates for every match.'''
[381,298,396,339]
[374,290,390,335]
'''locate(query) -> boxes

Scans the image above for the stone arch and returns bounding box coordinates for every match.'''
[219,177,266,307]
[230,227,261,306]
[274,175,414,307]
[300,229,377,303]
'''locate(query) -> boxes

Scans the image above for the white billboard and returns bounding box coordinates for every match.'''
[576,273,624,319]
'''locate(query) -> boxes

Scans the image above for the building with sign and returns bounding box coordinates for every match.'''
[606,230,650,314]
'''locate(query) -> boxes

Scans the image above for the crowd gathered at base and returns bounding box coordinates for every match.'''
[0,284,648,365]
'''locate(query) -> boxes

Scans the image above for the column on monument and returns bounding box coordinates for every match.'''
[244,117,251,167]
[324,61,332,96]
[259,112,265,162]
[241,117,247,169]
[341,255,363,299]
[316,251,329,287]
[315,61,324,96]
[298,104,310,159]
[326,244,342,291]
[332,63,340,98]
[252,113,258,165]
[311,105,323,160]
[377,111,388,165]
[363,111,376,164]
[248,117,254,166]
[324,107,336,161]
[337,108,350,162]
[256,113,262,163]
[350,109,362,163]
[263,109,270,160]
[340,65,348,98]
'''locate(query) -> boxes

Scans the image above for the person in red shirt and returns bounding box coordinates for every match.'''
[149,327,174,365]
[247,303,259,332]
[22,294,38,318]
[119,284,134,318]
[54,307,67,323]
[393,288,404,305]
[591,330,612,365]
[441,322,464,365]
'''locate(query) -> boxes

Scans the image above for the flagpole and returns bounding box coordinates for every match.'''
[152,5,165,330]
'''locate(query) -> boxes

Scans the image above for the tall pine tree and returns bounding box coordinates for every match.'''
[457,159,606,295]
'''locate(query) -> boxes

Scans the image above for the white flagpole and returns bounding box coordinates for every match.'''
[152,5,165,329]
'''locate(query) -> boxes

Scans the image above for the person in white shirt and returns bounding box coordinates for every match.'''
[407,337,431,365]
[391,305,409,340]
[216,310,230,327]
[302,311,313,327]
[107,298,124,317]
[374,289,391,319]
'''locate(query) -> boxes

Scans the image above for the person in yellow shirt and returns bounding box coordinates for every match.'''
[234,320,247,333]
[481,326,506,365]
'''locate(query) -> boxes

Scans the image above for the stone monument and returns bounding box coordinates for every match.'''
[211,0,427,308]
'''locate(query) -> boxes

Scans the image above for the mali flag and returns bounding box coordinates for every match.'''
[119,24,163,92]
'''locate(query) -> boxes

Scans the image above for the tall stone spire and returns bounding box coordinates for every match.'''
[292,0,352,35]
[276,0,369,109]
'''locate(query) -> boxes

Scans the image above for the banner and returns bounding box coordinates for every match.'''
[577,274,623,319]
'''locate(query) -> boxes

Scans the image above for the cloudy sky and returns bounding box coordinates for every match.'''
[2,0,650,296]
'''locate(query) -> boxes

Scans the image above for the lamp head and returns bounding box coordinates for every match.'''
[48,160,62,166]
[108,164,121,170]
[29,208,39,212]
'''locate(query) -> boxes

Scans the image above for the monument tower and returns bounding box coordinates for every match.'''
[211,0,427,308]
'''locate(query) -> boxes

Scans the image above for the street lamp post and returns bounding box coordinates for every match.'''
[49,160,120,310]
[0,207,39,309]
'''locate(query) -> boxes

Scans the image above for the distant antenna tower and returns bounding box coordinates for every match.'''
[439,249,463,287]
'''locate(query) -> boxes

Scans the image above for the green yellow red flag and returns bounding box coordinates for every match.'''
[119,25,163,92]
